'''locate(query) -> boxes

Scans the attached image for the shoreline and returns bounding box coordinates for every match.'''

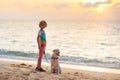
[1,50,120,69]
[0,58,120,80]
[1,58,120,74]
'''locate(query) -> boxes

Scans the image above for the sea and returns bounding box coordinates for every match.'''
[0,20,120,69]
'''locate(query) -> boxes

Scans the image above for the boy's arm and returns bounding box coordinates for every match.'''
[37,34,41,49]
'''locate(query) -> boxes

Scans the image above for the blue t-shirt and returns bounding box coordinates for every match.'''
[38,29,46,46]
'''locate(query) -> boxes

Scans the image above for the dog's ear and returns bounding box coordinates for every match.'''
[53,49,55,52]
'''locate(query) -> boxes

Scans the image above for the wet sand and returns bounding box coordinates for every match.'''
[0,58,120,80]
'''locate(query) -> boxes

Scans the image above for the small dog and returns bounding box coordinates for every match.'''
[51,49,61,74]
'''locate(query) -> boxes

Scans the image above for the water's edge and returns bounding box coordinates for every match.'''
[0,49,120,69]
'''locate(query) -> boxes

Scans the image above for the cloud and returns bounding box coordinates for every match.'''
[79,0,112,8]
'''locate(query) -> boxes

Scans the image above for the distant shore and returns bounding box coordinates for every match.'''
[0,58,120,80]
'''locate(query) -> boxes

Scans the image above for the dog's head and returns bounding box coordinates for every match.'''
[53,49,60,56]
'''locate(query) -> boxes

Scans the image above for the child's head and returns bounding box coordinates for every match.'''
[39,20,47,29]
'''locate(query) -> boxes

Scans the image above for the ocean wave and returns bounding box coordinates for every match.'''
[0,49,120,69]
[59,56,120,69]
[0,49,37,58]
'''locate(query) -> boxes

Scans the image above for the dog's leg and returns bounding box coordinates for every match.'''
[51,61,54,73]
[51,66,55,73]
[51,66,53,73]
[57,65,59,74]
[57,59,61,74]
[59,66,61,74]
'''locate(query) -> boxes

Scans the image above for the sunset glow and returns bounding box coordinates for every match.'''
[96,5,107,13]
[84,0,107,4]
[0,0,120,21]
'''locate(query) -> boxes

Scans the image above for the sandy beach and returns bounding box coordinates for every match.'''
[0,58,120,80]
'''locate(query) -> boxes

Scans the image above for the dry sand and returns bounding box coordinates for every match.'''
[0,58,120,80]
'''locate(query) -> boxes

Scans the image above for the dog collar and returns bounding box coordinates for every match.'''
[51,57,58,59]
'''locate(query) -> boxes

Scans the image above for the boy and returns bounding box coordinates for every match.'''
[36,20,47,72]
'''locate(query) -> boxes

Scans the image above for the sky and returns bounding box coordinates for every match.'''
[0,0,120,21]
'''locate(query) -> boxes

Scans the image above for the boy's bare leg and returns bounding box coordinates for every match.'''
[36,48,46,72]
